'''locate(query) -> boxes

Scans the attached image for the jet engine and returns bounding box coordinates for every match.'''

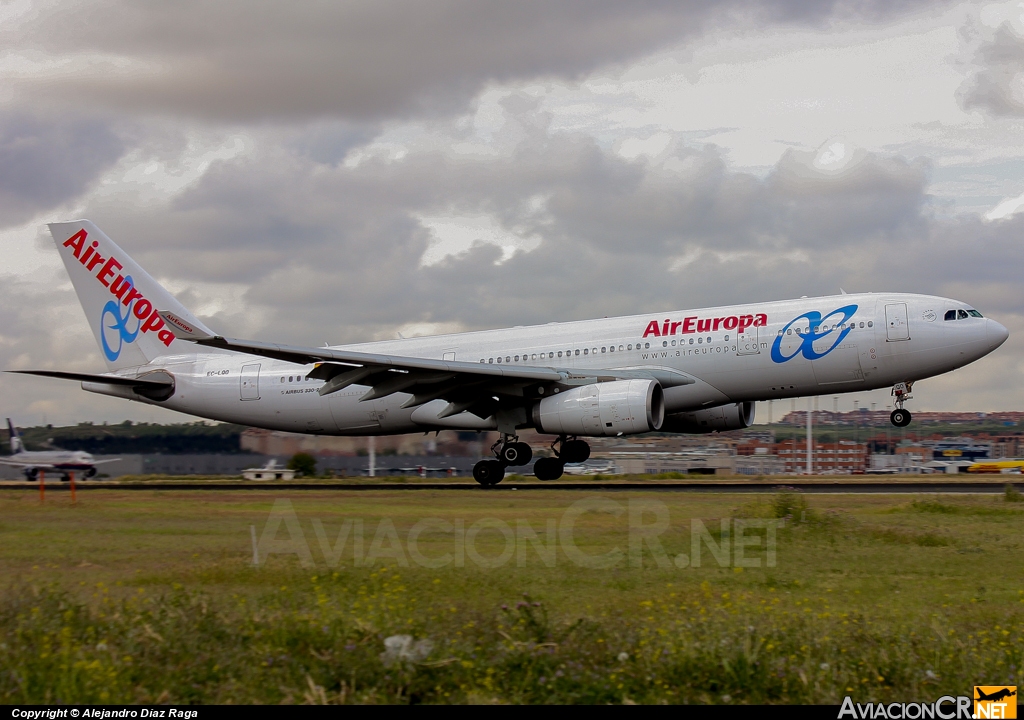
[661,401,755,434]
[531,379,664,436]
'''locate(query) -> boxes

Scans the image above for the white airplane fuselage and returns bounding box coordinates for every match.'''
[85,292,1007,435]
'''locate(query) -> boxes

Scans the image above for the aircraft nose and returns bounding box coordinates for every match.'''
[988,318,1009,349]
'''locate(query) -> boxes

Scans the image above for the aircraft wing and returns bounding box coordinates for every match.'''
[164,318,693,421]
[0,458,56,469]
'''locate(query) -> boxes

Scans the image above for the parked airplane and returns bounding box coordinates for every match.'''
[967,459,1024,474]
[1,418,115,481]
[8,221,1010,485]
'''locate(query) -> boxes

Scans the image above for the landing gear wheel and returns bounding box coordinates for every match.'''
[500,442,533,466]
[473,460,506,486]
[890,409,911,427]
[534,457,565,481]
[560,439,591,464]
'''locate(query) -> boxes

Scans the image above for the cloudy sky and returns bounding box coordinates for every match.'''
[3,0,1024,427]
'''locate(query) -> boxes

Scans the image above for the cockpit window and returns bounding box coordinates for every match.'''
[944,310,956,321]
[968,309,983,318]
[957,309,969,320]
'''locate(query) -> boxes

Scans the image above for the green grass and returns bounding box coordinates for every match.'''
[0,489,1022,704]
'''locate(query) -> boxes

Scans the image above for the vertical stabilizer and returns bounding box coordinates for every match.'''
[47,221,214,371]
[7,418,23,455]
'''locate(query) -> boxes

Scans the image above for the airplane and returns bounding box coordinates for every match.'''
[975,687,1016,703]
[966,459,1024,474]
[561,460,619,476]
[6,220,1010,486]
[1,418,116,481]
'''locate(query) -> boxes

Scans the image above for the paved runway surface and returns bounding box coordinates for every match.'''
[1,480,1020,493]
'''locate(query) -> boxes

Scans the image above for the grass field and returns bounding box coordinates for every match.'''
[0,485,1021,704]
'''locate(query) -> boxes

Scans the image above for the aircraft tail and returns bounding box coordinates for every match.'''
[47,221,214,371]
[6,418,23,454]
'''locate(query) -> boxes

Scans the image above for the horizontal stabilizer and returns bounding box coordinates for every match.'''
[7,370,173,387]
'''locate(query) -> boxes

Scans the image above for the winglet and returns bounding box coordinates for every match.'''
[157,311,215,340]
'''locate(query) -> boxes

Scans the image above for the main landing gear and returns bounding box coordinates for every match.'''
[472,434,533,487]
[471,435,593,485]
[533,436,591,482]
[890,382,913,427]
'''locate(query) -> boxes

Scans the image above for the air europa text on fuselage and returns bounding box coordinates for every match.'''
[61,230,176,347]
[642,313,768,338]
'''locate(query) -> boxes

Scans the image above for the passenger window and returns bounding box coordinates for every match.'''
[583,349,588,355]
[859,322,864,328]
[506,356,510,362]
[698,338,702,344]
[497,357,502,363]
[627,344,632,350]
[532,354,537,360]
[645,343,650,349]
[602,347,607,353]
[480,359,484,363]
[957,310,968,320]
[280,377,285,383]
[488,358,493,363]
[663,341,668,347]
[549,352,554,358]
[558,351,563,357]
[867,321,873,327]
[725,335,730,341]
[575,349,580,356]
[514,355,519,362]
[618,345,623,351]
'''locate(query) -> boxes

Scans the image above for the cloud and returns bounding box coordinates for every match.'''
[0,111,125,229]
[11,0,945,122]
[959,23,1024,117]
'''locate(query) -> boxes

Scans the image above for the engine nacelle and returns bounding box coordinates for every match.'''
[661,401,755,434]
[531,379,664,436]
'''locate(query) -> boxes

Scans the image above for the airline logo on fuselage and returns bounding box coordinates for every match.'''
[642,313,768,338]
[771,304,858,364]
[61,229,176,361]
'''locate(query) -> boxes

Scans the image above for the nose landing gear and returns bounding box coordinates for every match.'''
[890,382,913,427]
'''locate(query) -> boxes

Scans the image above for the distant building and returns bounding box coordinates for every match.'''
[242,459,296,481]
[774,439,868,474]
[611,451,736,475]
[922,437,990,461]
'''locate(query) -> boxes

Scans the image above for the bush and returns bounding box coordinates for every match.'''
[287,452,317,477]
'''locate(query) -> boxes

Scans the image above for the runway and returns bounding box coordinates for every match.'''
[0,480,1020,493]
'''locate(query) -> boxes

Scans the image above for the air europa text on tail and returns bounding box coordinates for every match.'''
[62,229,176,347]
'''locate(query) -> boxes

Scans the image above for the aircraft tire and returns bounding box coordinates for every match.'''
[561,440,591,464]
[501,442,532,466]
[534,457,564,481]
[473,460,505,486]
[890,409,911,427]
